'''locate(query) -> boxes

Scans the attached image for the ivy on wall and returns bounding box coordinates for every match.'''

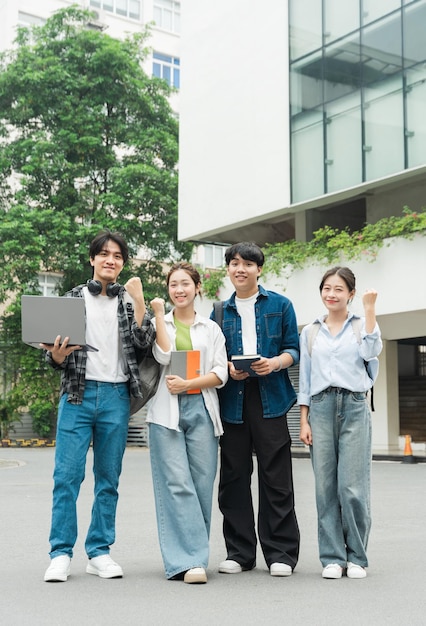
[201,207,426,299]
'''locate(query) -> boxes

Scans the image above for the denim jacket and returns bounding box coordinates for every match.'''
[211,285,300,424]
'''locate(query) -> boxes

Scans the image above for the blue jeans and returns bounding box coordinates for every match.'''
[49,381,130,559]
[309,387,372,568]
[149,394,219,579]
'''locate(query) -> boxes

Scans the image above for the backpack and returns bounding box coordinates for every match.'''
[307,317,377,411]
[126,302,161,415]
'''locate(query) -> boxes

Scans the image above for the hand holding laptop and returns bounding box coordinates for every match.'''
[40,335,82,365]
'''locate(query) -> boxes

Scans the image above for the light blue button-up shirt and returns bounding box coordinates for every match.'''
[298,313,382,407]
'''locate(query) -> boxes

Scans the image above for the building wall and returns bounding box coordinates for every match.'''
[178,0,426,246]
[178,0,291,243]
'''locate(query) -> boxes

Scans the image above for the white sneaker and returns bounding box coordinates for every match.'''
[44,555,71,582]
[322,563,343,579]
[86,555,123,578]
[347,562,367,579]
[218,559,243,574]
[183,567,207,584]
[270,562,292,577]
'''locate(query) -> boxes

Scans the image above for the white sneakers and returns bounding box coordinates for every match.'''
[270,562,292,577]
[183,567,207,584]
[44,555,71,582]
[86,555,123,578]
[218,559,243,574]
[322,562,367,579]
[219,559,292,576]
[322,563,343,579]
[44,554,123,582]
[347,562,367,579]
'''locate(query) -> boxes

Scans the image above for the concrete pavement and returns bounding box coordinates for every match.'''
[1,447,425,626]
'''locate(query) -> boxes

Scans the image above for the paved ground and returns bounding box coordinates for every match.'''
[1,447,425,626]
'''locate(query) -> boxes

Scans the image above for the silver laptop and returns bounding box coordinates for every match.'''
[21,295,98,351]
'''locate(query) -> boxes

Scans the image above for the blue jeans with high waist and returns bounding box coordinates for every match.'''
[309,387,372,568]
[149,394,219,579]
[49,381,130,559]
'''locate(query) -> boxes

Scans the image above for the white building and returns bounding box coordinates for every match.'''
[178,1,426,452]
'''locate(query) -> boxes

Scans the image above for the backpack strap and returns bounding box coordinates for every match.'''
[213,300,224,329]
[307,321,321,356]
[350,317,362,344]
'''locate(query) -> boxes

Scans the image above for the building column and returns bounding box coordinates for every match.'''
[372,339,400,451]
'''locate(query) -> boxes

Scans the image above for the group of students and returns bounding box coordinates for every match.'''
[42,231,382,584]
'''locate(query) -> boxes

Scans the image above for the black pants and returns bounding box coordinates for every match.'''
[218,379,300,570]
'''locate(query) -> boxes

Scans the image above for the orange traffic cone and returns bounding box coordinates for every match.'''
[402,434,416,464]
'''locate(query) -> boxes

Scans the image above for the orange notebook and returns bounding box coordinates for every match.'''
[170,350,201,394]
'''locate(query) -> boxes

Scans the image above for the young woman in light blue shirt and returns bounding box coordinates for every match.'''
[298,266,382,580]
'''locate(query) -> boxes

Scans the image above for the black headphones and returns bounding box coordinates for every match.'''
[87,279,122,298]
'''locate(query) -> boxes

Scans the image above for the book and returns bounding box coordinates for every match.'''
[231,354,261,376]
[170,350,201,394]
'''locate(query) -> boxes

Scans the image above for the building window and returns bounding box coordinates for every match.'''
[38,274,61,297]
[289,0,426,203]
[153,52,180,88]
[202,245,227,269]
[153,0,180,34]
[18,12,45,27]
[89,0,141,21]
[419,346,426,377]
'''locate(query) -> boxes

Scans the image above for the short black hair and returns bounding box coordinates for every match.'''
[89,230,129,265]
[224,242,264,267]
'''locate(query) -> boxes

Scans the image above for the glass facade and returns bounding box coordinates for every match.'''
[289,0,426,202]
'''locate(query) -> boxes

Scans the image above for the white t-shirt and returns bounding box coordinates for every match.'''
[235,292,258,354]
[83,287,128,383]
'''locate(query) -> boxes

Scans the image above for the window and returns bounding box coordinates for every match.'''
[202,245,227,269]
[18,12,45,27]
[38,274,61,297]
[418,346,426,377]
[154,0,180,33]
[289,0,426,203]
[153,52,180,89]
[89,0,141,21]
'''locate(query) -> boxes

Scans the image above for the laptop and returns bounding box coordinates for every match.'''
[21,295,98,351]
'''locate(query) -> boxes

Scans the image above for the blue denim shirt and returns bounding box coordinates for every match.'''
[211,285,300,424]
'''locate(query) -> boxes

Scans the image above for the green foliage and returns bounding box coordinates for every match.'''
[28,399,57,439]
[0,5,192,304]
[264,207,426,278]
[0,299,60,438]
[201,267,227,300]
[0,6,193,435]
[202,208,426,298]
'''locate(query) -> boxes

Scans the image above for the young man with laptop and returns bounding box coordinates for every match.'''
[42,230,155,582]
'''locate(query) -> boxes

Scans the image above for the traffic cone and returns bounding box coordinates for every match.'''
[402,434,416,464]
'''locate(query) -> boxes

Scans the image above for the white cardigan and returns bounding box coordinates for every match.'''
[146,310,228,437]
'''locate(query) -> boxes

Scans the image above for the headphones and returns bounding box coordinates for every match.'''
[87,279,122,298]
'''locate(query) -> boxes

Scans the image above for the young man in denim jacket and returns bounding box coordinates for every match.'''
[211,242,300,577]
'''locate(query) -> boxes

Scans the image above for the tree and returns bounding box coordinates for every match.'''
[0,6,192,436]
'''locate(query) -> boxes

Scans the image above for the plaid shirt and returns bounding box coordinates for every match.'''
[45,284,156,405]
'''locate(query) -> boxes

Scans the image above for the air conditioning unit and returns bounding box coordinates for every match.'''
[87,8,108,31]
